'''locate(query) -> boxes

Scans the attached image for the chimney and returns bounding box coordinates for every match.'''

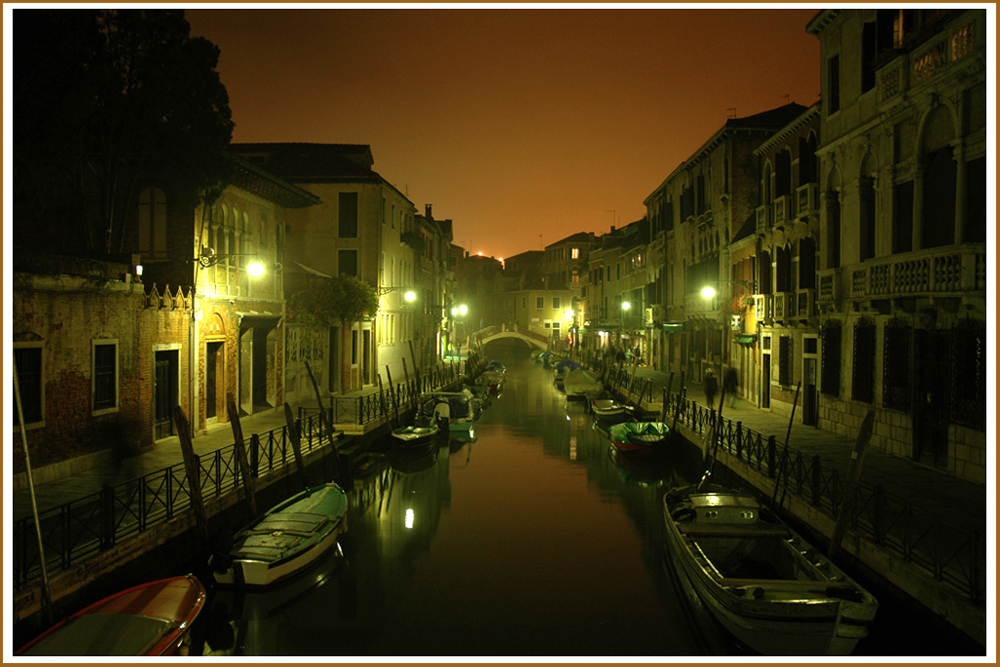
[425,204,433,219]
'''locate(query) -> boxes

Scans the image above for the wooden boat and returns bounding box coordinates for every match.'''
[608,421,671,452]
[419,391,477,429]
[591,398,628,422]
[563,368,602,399]
[214,482,348,587]
[391,413,440,446]
[17,575,206,656]
[662,483,878,655]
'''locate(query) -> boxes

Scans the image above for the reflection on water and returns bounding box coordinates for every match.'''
[206,344,718,656]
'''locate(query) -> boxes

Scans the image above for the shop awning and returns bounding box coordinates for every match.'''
[733,333,758,346]
[662,322,685,332]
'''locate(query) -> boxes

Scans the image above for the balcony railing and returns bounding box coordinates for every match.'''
[773,195,791,227]
[817,246,986,302]
[796,183,818,217]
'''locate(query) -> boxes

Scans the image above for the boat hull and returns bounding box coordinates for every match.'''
[662,487,877,655]
[216,483,349,588]
[608,421,671,452]
[391,425,439,447]
[17,575,206,656]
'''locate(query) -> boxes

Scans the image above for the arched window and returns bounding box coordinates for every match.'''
[776,148,793,197]
[138,187,167,258]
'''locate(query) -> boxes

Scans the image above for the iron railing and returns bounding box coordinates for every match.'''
[13,354,488,591]
[609,371,986,604]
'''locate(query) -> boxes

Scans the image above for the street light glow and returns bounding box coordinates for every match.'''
[701,286,717,299]
[451,307,458,316]
[404,290,417,302]
[621,301,631,311]
[247,260,265,277]
[564,309,574,319]
[459,304,468,316]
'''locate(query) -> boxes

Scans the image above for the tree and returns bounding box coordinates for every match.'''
[14,9,234,255]
[287,276,380,329]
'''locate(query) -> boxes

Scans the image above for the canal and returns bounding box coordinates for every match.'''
[198,341,981,657]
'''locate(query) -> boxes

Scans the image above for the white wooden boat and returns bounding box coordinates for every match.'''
[17,575,206,656]
[419,390,477,428]
[662,484,878,655]
[215,482,348,587]
[590,398,628,422]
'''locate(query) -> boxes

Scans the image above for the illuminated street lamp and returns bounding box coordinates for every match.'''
[404,290,417,303]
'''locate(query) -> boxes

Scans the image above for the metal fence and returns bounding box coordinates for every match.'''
[660,389,986,603]
[13,355,488,592]
[12,411,335,590]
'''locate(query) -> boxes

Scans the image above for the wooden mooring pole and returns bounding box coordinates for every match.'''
[174,405,212,547]
[226,393,257,518]
[283,403,309,489]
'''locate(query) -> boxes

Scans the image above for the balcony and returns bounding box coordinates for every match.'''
[755,205,770,232]
[878,13,982,108]
[773,195,792,228]
[753,294,773,320]
[796,183,819,218]
[817,246,986,303]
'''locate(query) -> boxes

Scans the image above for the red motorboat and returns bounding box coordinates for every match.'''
[17,574,207,656]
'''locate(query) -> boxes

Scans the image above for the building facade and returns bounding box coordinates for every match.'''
[808,8,987,482]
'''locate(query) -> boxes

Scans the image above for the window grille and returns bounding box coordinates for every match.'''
[778,335,793,386]
[13,346,43,425]
[951,321,986,431]
[852,318,876,403]
[882,319,910,412]
[821,322,841,396]
[93,342,118,412]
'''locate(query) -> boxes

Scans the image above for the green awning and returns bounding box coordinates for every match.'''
[662,322,685,332]
[734,333,757,345]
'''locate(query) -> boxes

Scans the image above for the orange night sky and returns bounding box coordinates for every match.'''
[186,6,821,259]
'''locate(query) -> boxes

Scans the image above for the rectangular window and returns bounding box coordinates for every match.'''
[552,297,560,309]
[522,297,526,309]
[852,320,876,403]
[338,249,358,277]
[893,181,914,254]
[778,336,793,386]
[828,54,840,114]
[339,192,358,237]
[571,248,579,259]
[351,329,359,366]
[951,323,986,430]
[13,345,43,426]
[93,341,118,413]
[862,21,877,93]
[536,297,544,309]
[882,321,910,412]
[821,323,841,396]
[551,321,561,330]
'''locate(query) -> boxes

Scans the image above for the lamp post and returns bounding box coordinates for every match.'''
[700,279,757,366]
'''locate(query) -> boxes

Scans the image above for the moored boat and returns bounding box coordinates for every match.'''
[390,419,440,447]
[607,421,671,453]
[590,398,630,423]
[17,575,207,656]
[214,482,348,587]
[662,483,878,655]
[419,390,478,429]
[563,368,602,399]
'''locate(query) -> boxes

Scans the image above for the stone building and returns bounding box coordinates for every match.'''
[230,143,420,392]
[751,103,822,420]
[12,255,148,487]
[807,8,987,482]
[643,103,807,384]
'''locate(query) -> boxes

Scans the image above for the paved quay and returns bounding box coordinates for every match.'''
[13,370,987,536]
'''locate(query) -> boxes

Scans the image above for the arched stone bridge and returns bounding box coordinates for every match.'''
[470,324,550,351]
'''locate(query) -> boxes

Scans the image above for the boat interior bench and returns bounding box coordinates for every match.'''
[678,523,790,538]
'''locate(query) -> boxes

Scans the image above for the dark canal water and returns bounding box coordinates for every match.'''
[200,341,982,658]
